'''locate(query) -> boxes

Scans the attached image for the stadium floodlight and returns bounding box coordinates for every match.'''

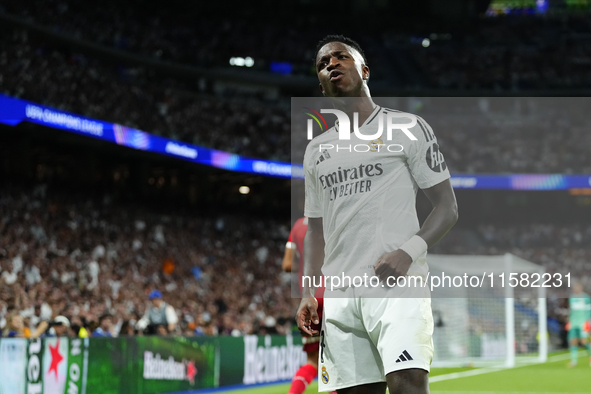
[428,253,548,368]
[229,57,254,67]
[239,186,250,194]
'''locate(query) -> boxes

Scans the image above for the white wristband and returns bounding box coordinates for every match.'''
[399,235,428,262]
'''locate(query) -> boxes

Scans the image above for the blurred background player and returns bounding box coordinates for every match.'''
[566,282,591,367]
[283,217,333,394]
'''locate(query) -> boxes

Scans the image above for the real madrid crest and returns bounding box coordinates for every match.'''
[368,137,383,152]
[321,365,329,384]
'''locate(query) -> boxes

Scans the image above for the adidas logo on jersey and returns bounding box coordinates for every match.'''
[395,350,414,363]
[315,149,331,165]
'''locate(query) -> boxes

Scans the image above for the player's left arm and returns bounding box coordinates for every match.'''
[375,180,458,281]
[375,116,458,281]
[416,179,458,247]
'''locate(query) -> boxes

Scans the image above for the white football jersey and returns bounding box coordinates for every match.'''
[303,105,450,280]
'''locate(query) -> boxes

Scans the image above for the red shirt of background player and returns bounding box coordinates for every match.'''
[288,217,326,299]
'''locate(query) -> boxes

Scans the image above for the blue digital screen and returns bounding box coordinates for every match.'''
[270,62,293,75]
[1,93,590,189]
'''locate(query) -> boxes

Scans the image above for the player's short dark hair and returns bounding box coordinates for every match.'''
[315,35,368,66]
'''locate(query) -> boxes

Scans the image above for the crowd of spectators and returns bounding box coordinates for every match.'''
[0,0,384,77]
[0,184,296,338]
[411,16,591,90]
[0,28,291,162]
[433,222,591,332]
[434,223,591,279]
[0,181,589,339]
[3,27,591,173]
[3,0,591,91]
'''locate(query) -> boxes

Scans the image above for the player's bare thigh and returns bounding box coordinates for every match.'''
[386,368,429,394]
[336,382,387,394]
[334,367,429,393]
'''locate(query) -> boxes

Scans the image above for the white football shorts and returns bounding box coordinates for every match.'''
[317,286,434,392]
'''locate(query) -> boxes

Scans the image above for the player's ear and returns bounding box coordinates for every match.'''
[362,65,370,81]
[318,83,326,96]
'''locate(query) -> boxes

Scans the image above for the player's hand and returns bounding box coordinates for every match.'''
[296,297,320,337]
[373,249,413,285]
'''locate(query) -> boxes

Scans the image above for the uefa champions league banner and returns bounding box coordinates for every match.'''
[0,334,305,394]
[0,93,298,179]
[2,92,591,188]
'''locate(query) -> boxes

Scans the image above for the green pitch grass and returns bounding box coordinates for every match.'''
[216,351,589,394]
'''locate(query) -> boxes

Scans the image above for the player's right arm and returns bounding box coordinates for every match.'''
[297,217,324,337]
[296,142,324,337]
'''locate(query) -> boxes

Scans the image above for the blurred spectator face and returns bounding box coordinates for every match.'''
[54,323,68,337]
[151,298,162,308]
[100,316,112,331]
[222,314,233,329]
[238,320,252,335]
[9,314,24,331]
[203,323,216,336]
[123,322,135,336]
[573,282,583,294]
[156,325,168,335]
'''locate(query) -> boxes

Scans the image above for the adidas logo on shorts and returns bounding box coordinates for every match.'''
[395,350,414,363]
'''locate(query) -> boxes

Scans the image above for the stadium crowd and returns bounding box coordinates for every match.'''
[0,29,291,162]
[432,222,591,332]
[0,184,295,338]
[0,2,590,342]
[0,181,589,338]
[3,0,591,91]
[433,222,591,286]
[2,28,591,173]
[411,16,591,90]
[0,0,382,77]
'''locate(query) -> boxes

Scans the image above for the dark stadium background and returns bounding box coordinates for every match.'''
[1,0,591,391]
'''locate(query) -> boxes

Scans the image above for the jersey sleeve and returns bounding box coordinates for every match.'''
[303,144,323,218]
[405,115,451,189]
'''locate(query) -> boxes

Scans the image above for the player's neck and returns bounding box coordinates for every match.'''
[330,95,376,132]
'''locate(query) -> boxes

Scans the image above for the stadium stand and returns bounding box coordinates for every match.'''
[2,27,591,172]
[0,0,589,350]
[0,183,294,337]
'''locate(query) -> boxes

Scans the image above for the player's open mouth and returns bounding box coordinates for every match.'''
[330,71,344,81]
